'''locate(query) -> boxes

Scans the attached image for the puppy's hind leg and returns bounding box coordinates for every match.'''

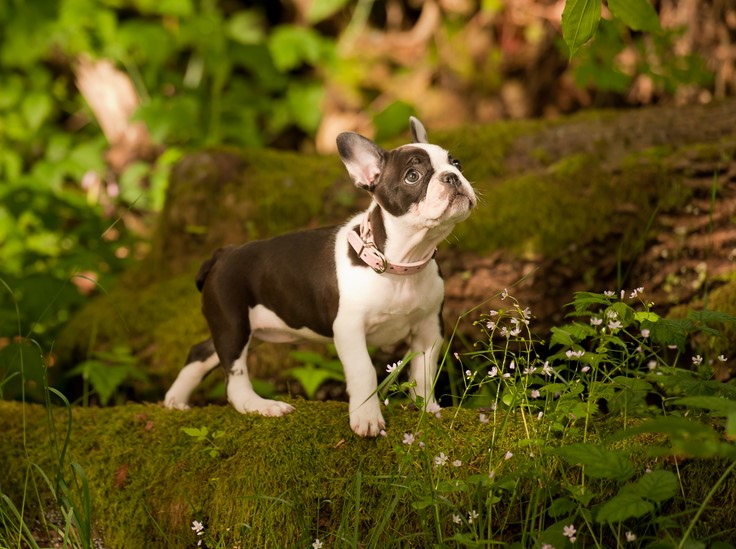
[164,339,219,410]
[214,326,294,418]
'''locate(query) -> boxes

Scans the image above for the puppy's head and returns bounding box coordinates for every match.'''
[336,117,476,230]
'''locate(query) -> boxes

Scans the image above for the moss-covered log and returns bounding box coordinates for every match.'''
[2,400,734,547]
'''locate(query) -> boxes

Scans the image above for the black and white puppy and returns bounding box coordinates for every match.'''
[164,117,476,437]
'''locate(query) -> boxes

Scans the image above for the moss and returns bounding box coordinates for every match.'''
[3,401,735,547]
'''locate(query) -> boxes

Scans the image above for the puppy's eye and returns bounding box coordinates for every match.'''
[404,169,421,184]
[451,158,462,172]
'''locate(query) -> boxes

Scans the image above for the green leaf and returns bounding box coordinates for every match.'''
[561,0,601,59]
[287,82,324,133]
[641,317,690,350]
[21,92,53,131]
[627,470,678,504]
[634,310,660,323]
[307,0,351,23]
[226,11,265,45]
[553,443,634,481]
[607,301,635,327]
[688,309,736,327]
[287,365,344,399]
[550,323,595,348]
[568,291,612,314]
[673,396,736,416]
[181,426,207,438]
[607,0,661,33]
[268,25,327,72]
[548,496,576,518]
[373,101,416,142]
[596,492,654,523]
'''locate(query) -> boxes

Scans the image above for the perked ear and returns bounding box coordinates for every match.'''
[410,116,428,144]
[336,132,385,192]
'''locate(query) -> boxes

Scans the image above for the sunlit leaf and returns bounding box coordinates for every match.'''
[561,0,601,59]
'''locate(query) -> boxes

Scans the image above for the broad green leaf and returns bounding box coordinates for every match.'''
[627,470,678,503]
[561,0,601,59]
[553,443,634,481]
[607,0,661,33]
[596,492,653,523]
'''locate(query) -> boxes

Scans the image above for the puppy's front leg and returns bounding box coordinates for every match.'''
[410,316,443,409]
[334,327,385,437]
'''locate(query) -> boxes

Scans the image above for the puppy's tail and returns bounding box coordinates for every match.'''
[195,247,230,292]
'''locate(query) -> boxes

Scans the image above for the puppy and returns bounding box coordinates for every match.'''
[164,117,476,436]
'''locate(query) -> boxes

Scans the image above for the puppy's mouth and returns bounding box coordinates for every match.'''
[449,188,477,210]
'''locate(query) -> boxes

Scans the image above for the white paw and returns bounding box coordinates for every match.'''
[234,397,295,417]
[163,395,190,410]
[350,401,385,437]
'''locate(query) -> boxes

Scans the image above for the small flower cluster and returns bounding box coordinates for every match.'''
[191,520,204,547]
[477,290,533,341]
[432,451,462,468]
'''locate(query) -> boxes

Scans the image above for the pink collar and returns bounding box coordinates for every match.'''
[347,209,436,275]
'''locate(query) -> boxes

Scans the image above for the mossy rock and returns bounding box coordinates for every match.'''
[2,400,734,547]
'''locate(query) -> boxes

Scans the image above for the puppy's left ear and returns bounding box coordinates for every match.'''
[410,116,428,144]
[336,132,385,191]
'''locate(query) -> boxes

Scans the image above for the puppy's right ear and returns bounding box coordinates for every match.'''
[336,132,385,192]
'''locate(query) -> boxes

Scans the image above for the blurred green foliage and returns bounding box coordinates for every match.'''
[0,0,340,348]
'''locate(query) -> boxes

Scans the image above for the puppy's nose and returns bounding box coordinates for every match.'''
[440,172,460,187]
